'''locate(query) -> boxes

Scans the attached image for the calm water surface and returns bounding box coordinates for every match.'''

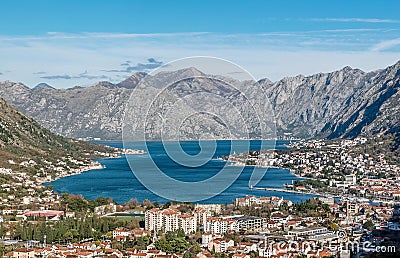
[48,140,314,204]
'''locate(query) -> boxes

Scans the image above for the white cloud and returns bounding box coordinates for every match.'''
[311,18,400,23]
[371,38,400,51]
[0,32,399,88]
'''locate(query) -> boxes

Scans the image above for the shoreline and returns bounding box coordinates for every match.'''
[43,161,106,183]
[225,158,328,197]
[44,148,144,184]
[46,144,316,204]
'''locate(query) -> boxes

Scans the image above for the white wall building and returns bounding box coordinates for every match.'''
[204,217,239,234]
[193,207,212,227]
[145,208,197,234]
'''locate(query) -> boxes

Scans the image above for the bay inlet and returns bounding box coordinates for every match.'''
[47,140,315,204]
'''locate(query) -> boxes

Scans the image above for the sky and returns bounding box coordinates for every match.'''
[0,0,399,88]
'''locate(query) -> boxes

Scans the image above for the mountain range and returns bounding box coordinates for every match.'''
[0,61,399,140]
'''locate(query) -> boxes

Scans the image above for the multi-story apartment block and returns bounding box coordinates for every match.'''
[179,214,197,234]
[204,215,267,233]
[145,208,197,234]
[235,216,267,231]
[193,207,212,227]
[204,217,239,234]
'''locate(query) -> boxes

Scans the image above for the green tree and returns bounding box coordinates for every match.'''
[363,220,375,231]
[64,231,73,242]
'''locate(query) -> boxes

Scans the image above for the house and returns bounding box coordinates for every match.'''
[34,248,52,257]
[270,212,289,224]
[201,233,222,246]
[65,211,76,218]
[266,220,281,229]
[104,249,123,258]
[146,249,166,256]
[75,250,95,258]
[115,235,128,242]
[305,248,332,258]
[283,219,299,231]
[9,248,35,258]
[132,228,150,238]
[2,208,16,215]
[112,228,132,239]
[238,242,257,252]
[232,254,249,258]
[3,252,14,258]
[208,238,234,253]
[196,250,214,258]
[23,210,64,221]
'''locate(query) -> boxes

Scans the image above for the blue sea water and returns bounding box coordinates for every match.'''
[48,140,314,204]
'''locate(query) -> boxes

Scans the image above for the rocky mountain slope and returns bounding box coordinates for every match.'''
[0,61,399,140]
[263,61,400,139]
[0,80,131,140]
[0,98,115,170]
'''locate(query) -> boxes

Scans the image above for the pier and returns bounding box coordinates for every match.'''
[250,186,321,196]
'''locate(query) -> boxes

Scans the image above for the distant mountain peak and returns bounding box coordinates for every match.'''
[175,67,206,77]
[257,78,273,85]
[92,81,116,88]
[33,82,55,91]
[116,72,147,89]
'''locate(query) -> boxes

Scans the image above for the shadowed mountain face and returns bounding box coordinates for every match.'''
[117,72,147,89]
[0,98,114,169]
[0,61,399,140]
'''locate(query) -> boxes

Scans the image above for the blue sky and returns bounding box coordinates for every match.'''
[0,0,399,88]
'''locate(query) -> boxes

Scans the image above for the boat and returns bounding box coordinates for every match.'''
[283,183,294,189]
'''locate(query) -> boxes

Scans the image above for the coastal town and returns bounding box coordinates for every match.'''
[1,194,399,257]
[226,135,400,203]
[1,136,400,257]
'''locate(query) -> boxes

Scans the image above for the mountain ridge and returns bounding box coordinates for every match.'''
[0,97,115,171]
[0,61,399,140]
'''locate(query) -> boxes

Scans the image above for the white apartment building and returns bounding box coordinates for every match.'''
[193,207,212,227]
[204,215,267,233]
[112,227,132,239]
[179,214,197,234]
[204,217,239,234]
[145,208,197,234]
